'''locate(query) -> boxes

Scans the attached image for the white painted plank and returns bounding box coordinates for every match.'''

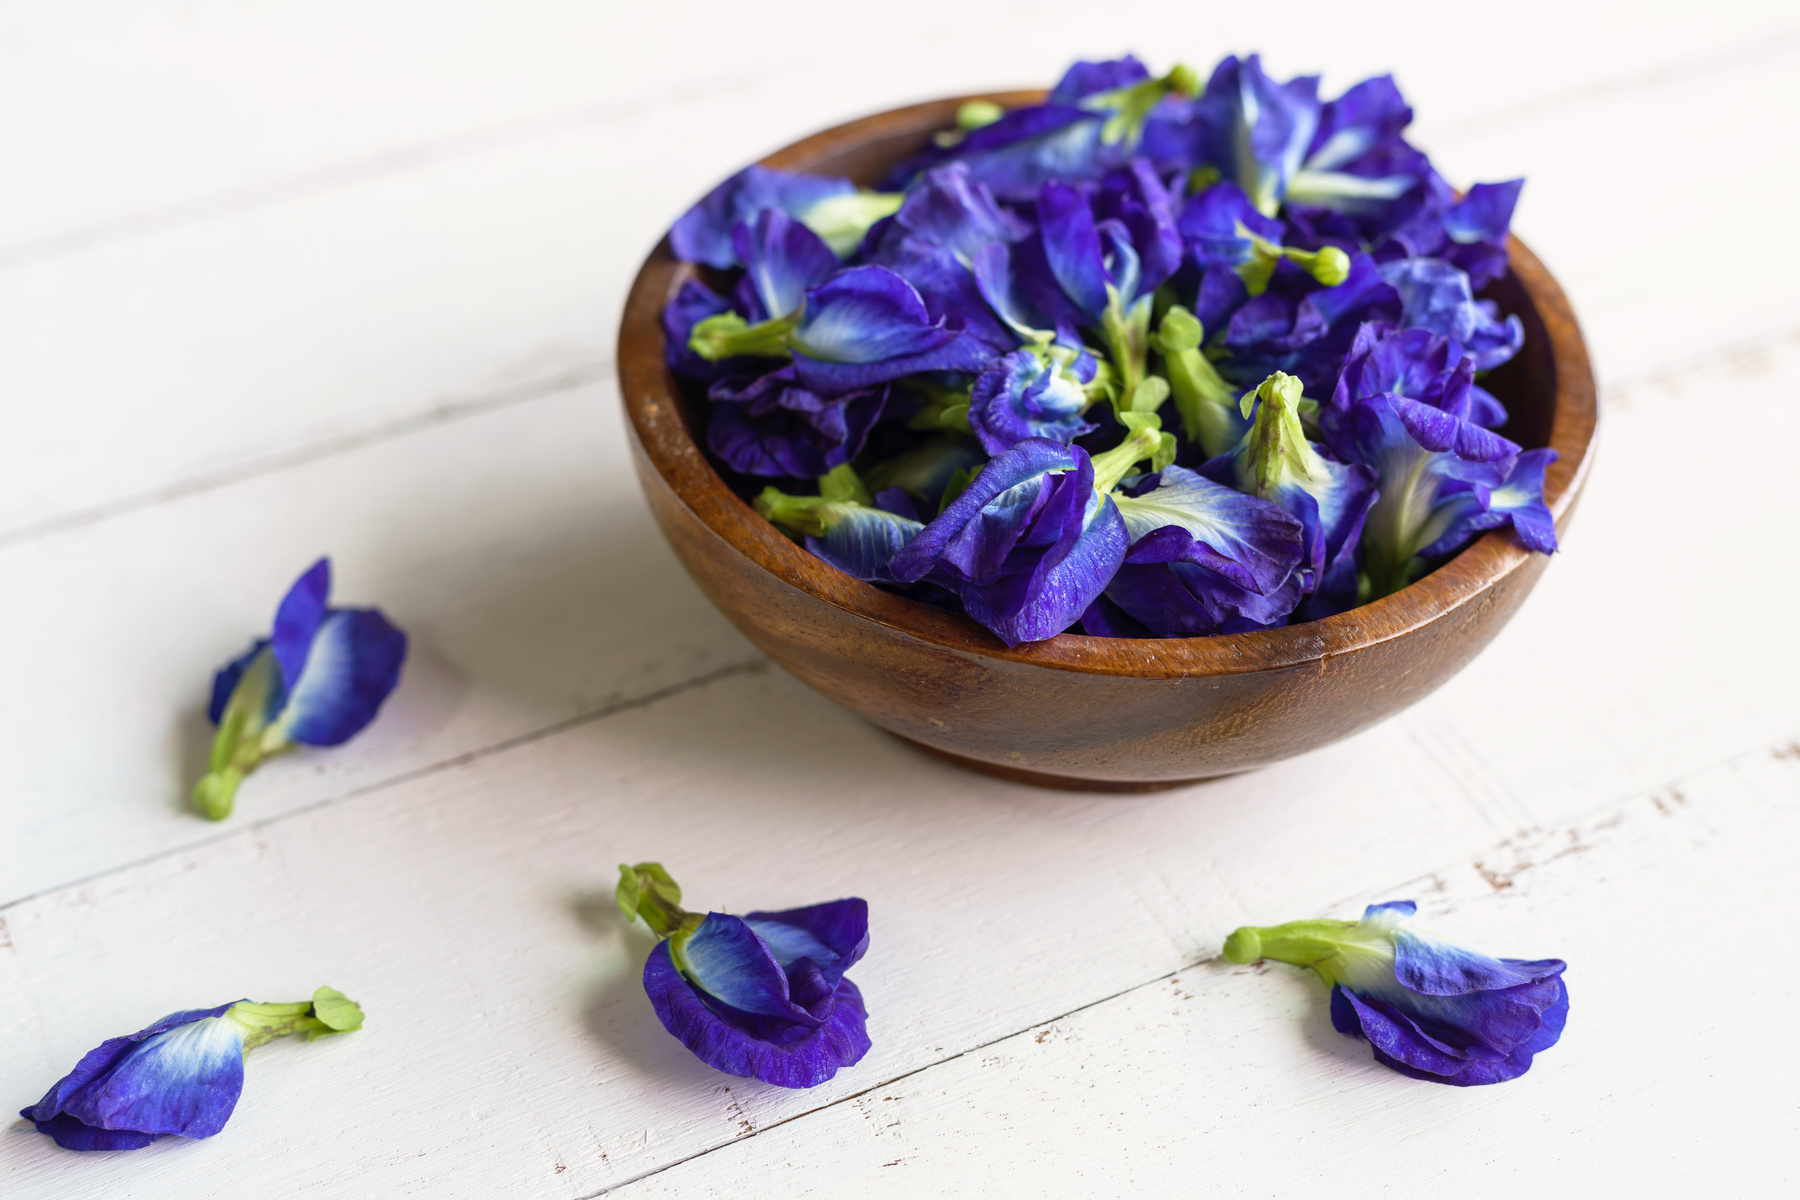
[3,1,1791,255]
[2,657,1791,1197]
[3,9,1796,538]
[613,742,1800,1198]
[0,380,755,905]
[0,664,1600,1197]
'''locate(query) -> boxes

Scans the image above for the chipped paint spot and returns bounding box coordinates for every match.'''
[1772,741,1800,762]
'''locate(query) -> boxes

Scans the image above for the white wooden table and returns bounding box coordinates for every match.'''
[4,3,1797,1195]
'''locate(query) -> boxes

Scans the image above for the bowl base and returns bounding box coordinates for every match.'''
[894,736,1209,792]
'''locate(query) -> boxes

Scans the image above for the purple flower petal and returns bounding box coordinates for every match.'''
[670,165,857,269]
[1037,182,1110,320]
[270,558,330,694]
[280,608,408,747]
[1049,55,1151,105]
[732,209,838,322]
[643,942,870,1090]
[675,914,819,1024]
[967,349,1097,454]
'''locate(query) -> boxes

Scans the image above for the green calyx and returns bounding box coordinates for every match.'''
[1100,289,1155,407]
[1091,413,1175,493]
[1087,64,1200,149]
[688,312,796,361]
[1149,306,1241,459]
[1221,917,1399,990]
[933,99,1008,148]
[617,861,700,939]
[1238,372,1331,498]
[194,649,293,821]
[227,986,365,1052]
[754,466,872,538]
[802,192,905,257]
[905,381,973,434]
[1237,231,1353,297]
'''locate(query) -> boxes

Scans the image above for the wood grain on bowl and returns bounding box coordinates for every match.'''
[617,93,1598,789]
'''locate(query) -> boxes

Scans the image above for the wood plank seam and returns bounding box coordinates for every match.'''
[0,74,764,274]
[0,657,768,915]
[580,727,1800,1196]
[0,358,614,550]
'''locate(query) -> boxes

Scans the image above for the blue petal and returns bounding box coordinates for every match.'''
[278,609,408,747]
[1110,466,1305,595]
[744,898,870,988]
[789,266,956,365]
[967,349,1097,454]
[892,163,1030,266]
[26,1005,248,1147]
[1378,257,1524,371]
[1049,55,1150,105]
[1445,180,1523,245]
[707,368,886,478]
[890,439,1078,584]
[867,234,1019,355]
[1178,180,1282,267]
[917,106,1118,202]
[270,558,330,694]
[963,482,1128,646]
[662,278,744,383]
[643,941,870,1089]
[1037,182,1110,321]
[731,209,838,322]
[806,506,922,584]
[1303,75,1413,172]
[670,165,857,269]
[674,913,817,1024]
[971,240,1086,343]
[1391,930,1562,996]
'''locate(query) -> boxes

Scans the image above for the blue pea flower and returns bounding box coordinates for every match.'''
[1378,257,1524,371]
[1212,251,1403,397]
[1323,325,1522,597]
[1189,55,1326,217]
[1374,178,1524,292]
[755,466,923,585]
[669,164,901,268]
[731,208,840,324]
[196,559,407,820]
[21,988,364,1151]
[1177,180,1351,297]
[967,348,1098,454]
[1101,463,1307,636]
[788,265,993,393]
[1207,372,1377,618]
[1419,447,1561,559]
[618,863,870,1090]
[1224,901,1567,1086]
[891,62,1199,202]
[706,367,887,479]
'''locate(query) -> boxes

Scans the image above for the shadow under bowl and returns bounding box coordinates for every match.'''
[616,92,1598,790]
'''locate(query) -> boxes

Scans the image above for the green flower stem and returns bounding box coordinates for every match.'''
[193,650,292,821]
[1222,919,1358,969]
[227,987,365,1052]
[1150,306,1242,459]
[617,862,701,939]
[1090,415,1169,494]
[688,312,796,361]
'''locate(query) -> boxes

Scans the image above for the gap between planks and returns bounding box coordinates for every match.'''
[0,657,768,916]
[582,729,1800,1196]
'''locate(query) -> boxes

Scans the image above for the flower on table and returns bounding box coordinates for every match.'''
[195,559,407,820]
[617,862,871,1089]
[1224,901,1567,1085]
[21,987,364,1151]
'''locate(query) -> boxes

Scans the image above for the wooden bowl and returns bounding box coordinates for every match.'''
[617,93,1598,790]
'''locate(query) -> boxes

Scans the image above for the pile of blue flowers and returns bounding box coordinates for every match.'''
[663,53,1558,646]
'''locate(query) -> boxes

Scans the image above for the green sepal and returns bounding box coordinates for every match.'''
[904,381,974,434]
[1222,919,1357,967]
[616,862,691,938]
[1125,375,1170,415]
[688,312,795,361]
[938,465,979,513]
[801,192,905,258]
[193,649,293,821]
[1090,413,1167,494]
[227,987,365,1051]
[1086,64,1199,149]
[1149,306,1242,459]
[1186,165,1222,195]
[817,464,872,507]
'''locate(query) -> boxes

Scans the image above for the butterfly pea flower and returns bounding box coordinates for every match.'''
[892,61,1200,202]
[707,368,887,479]
[1209,372,1377,618]
[1419,447,1560,560]
[617,863,871,1090]
[1373,178,1524,293]
[1378,257,1524,371]
[1035,162,1182,405]
[1101,461,1308,636]
[21,988,364,1151]
[691,263,990,395]
[890,420,1176,645]
[1224,901,1567,1086]
[669,164,901,268]
[967,347,1098,454]
[1324,326,1521,597]
[1216,251,1403,397]
[1177,180,1351,297]
[755,466,922,584]
[195,559,407,821]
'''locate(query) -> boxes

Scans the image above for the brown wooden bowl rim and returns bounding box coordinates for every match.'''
[618,92,1598,680]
